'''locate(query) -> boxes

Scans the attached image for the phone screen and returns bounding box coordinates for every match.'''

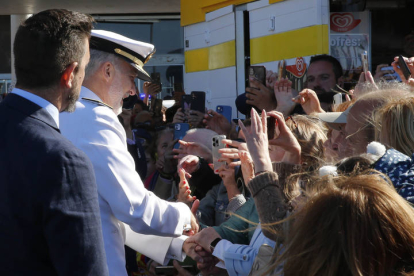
[361,51,368,74]
[398,55,411,80]
[248,66,266,89]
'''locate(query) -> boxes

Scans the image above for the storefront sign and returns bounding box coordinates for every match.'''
[330,11,370,88]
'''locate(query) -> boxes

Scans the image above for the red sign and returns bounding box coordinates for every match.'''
[330,13,361,33]
[286,57,306,78]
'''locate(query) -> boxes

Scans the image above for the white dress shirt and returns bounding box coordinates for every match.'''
[11,88,59,127]
[60,86,191,275]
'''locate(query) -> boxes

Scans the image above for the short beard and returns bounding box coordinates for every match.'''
[63,92,79,113]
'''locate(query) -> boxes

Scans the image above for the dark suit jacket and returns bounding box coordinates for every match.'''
[0,93,108,275]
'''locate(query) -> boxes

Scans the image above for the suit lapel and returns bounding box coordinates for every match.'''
[4,93,60,132]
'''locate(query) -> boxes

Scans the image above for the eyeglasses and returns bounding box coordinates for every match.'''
[285,116,298,129]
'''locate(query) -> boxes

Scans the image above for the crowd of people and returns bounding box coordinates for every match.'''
[1,8,414,276]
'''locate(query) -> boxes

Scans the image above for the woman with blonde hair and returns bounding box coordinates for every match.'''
[374,97,414,156]
[271,172,414,276]
[241,109,414,275]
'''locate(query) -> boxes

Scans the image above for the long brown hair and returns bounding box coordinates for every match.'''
[271,173,414,276]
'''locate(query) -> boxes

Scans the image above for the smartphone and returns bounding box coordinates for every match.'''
[361,51,368,74]
[398,55,411,80]
[190,91,206,113]
[173,123,190,149]
[151,99,163,117]
[267,116,276,140]
[212,135,226,173]
[248,66,266,89]
[150,72,162,92]
[155,265,197,276]
[216,105,232,124]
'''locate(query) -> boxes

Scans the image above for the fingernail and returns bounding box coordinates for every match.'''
[186,186,189,190]
[182,180,186,184]
[215,169,218,173]
[187,190,191,194]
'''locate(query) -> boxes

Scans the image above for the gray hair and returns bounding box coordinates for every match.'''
[85,49,122,79]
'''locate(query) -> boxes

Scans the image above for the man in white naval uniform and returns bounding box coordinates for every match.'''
[60,30,200,275]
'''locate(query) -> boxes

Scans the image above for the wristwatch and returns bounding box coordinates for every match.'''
[209,237,222,252]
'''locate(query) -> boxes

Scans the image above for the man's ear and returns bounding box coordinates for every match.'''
[337,76,344,88]
[103,62,115,82]
[61,62,78,88]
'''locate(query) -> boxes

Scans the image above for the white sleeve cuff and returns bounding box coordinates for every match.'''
[212,239,233,269]
[173,202,192,233]
[164,235,188,265]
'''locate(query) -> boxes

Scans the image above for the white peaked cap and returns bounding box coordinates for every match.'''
[90,29,155,82]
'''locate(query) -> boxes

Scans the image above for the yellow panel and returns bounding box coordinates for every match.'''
[181,0,205,26]
[181,0,256,26]
[185,40,235,72]
[250,25,329,64]
[201,0,255,13]
[185,48,209,73]
[209,40,236,70]
[269,0,285,3]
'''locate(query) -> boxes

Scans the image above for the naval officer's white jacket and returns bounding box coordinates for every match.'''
[60,86,191,275]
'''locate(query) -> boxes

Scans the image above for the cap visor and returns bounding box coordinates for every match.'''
[130,63,152,82]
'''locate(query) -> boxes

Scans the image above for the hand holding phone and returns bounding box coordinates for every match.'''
[248,66,266,89]
[397,55,412,81]
[361,51,369,74]
[150,72,162,92]
[212,135,226,173]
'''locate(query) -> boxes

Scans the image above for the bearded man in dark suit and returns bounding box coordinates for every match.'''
[0,9,108,276]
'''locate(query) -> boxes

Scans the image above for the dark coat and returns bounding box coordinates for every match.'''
[0,93,108,275]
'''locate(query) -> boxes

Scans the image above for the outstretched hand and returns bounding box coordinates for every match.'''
[274,78,297,116]
[203,109,232,136]
[292,89,325,115]
[173,140,212,163]
[246,78,277,112]
[392,56,414,87]
[238,108,273,174]
[176,168,196,206]
[354,71,378,99]
[267,111,301,164]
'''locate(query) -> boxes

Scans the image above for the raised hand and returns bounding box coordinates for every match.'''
[176,169,196,206]
[238,108,272,174]
[392,56,414,87]
[373,64,396,82]
[143,82,161,96]
[173,140,212,163]
[266,69,278,89]
[292,88,325,115]
[267,111,301,164]
[187,110,204,128]
[202,109,232,137]
[354,71,378,99]
[217,162,240,201]
[274,78,297,116]
[185,199,200,236]
[172,108,186,123]
[177,155,200,175]
[239,150,255,185]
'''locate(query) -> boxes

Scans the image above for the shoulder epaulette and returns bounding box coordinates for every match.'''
[81,97,113,110]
